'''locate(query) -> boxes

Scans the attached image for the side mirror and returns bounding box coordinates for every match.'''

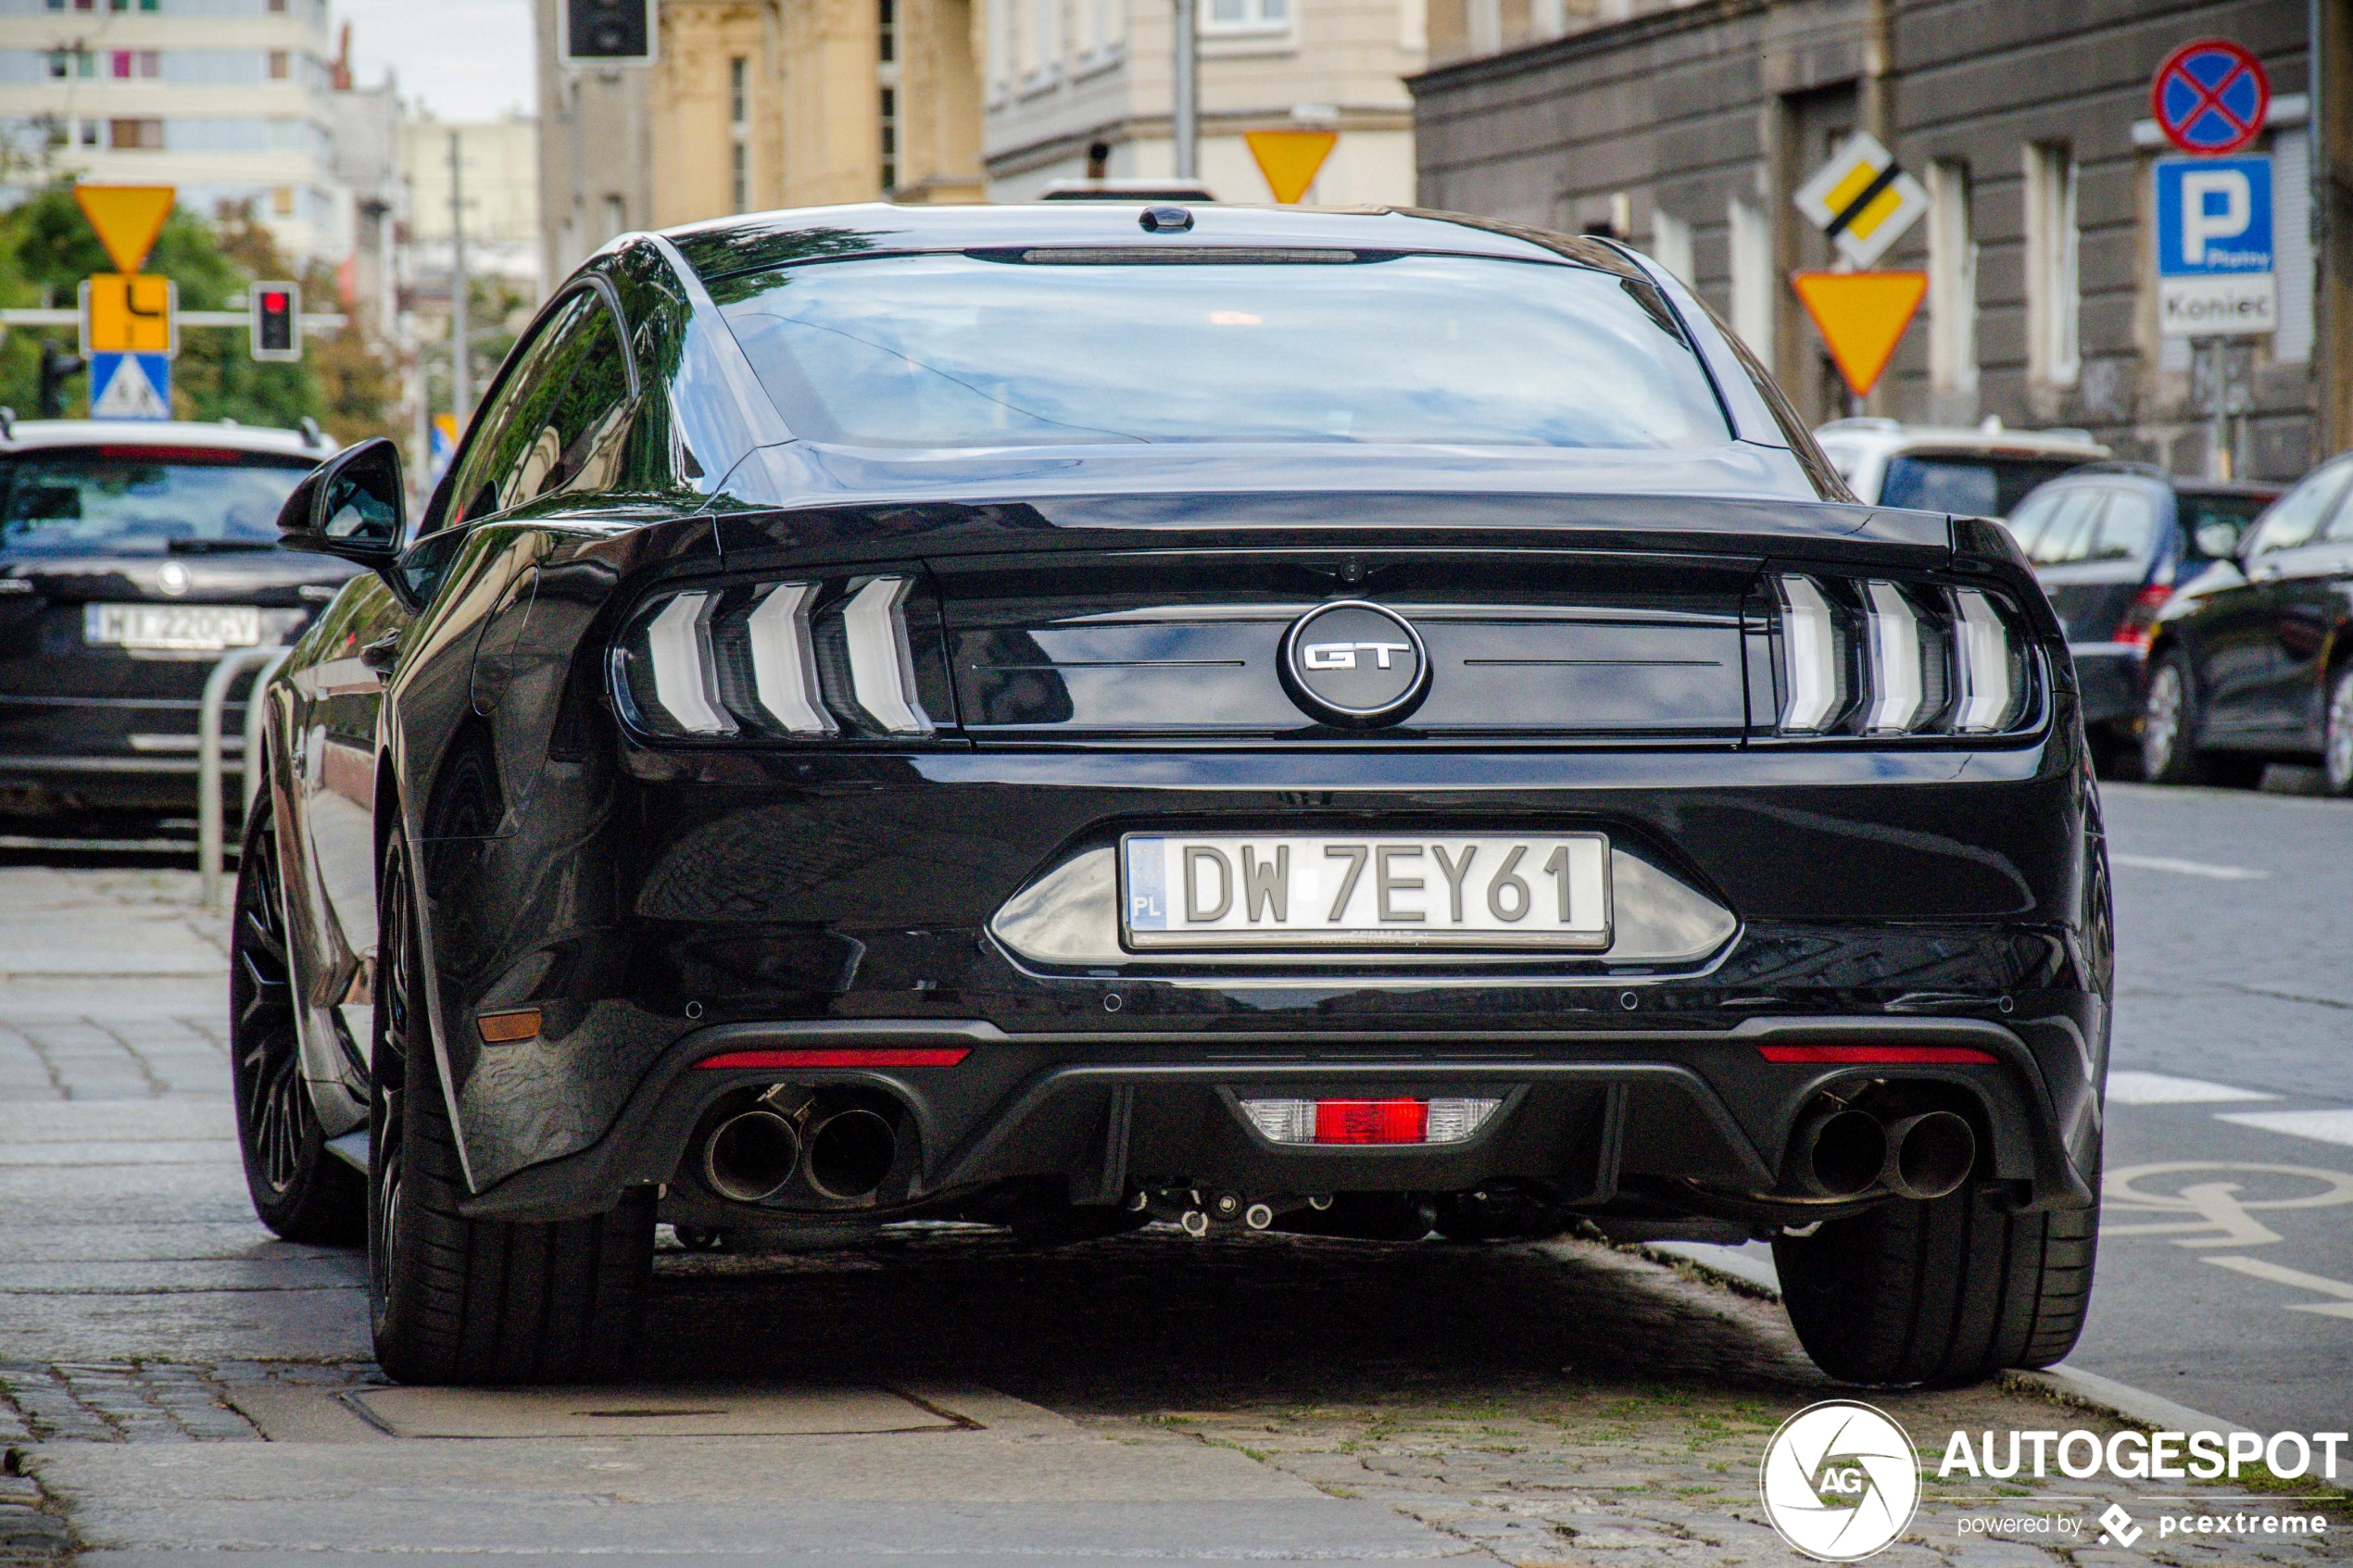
[278,438,405,567]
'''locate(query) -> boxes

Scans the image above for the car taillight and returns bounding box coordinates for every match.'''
[1770,573,2031,736]
[2110,583,2172,648]
[612,573,943,741]
[1239,1097,1501,1146]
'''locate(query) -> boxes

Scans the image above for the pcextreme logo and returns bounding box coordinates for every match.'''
[1759,1400,1921,1562]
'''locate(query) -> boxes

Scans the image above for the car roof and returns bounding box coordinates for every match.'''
[0,419,332,458]
[1038,179,1220,202]
[2045,462,2284,496]
[1813,417,2108,461]
[658,201,1637,282]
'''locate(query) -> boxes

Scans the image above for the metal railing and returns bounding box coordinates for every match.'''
[198,645,291,911]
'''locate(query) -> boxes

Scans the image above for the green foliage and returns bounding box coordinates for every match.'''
[0,182,397,433]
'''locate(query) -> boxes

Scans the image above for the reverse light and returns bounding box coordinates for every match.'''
[1774,575,1843,732]
[1239,1097,1503,1146]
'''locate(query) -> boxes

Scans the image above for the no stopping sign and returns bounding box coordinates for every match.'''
[2152,39,2271,156]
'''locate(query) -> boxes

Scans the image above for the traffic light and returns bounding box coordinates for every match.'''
[38,340,85,418]
[249,282,300,362]
[560,0,654,64]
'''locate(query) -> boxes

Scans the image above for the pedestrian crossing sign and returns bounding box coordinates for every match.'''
[1793,132,1929,269]
[88,352,172,420]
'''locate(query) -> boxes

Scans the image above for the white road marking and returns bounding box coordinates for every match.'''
[2107,1070,2277,1105]
[2216,1108,2353,1149]
[2108,853,2269,880]
[2204,1254,2353,1320]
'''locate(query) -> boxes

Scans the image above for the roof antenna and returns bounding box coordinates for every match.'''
[0,408,14,438]
[298,417,323,448]
[1085,140,1111,181]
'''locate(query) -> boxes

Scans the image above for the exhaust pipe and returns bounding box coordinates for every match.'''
[1883,1110,1976,1200]
[805,1107,898,1200]
[1789,1109,1887,1198]
[701,1109,801,1203]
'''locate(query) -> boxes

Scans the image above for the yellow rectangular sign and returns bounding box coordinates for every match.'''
[82,273,176,356]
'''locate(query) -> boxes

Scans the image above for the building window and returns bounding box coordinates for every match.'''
[267,50,290,79]
[1204,0,1285,31]
[877,0,894,63]
[728,56,747,122]
[1926,158,1978,398]
[271,185,294,217]
[109,118,163,149]
[1729,194,1773,356]
[111,50,160,79]
[49,48,97,77]
[79,119,98,145]
[2023,141,2079,389]
[878,85,896,192]
[731,142,747,211]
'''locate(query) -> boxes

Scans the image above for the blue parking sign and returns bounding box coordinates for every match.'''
[2155,156,2275,336]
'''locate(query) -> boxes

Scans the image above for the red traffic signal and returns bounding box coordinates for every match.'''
[249,281,300,361]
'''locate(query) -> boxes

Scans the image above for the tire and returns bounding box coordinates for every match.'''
[2142,652,2266,788]
[367,829,653,1386]
[231,791,364,1245]
[2322,663,2353,799]
[1772,1181,2098,1386]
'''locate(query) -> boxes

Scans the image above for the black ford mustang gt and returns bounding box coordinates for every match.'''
[233,203,2109,1389]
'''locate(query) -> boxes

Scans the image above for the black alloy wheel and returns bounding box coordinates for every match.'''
[231,792,363,1244]
[367,828,654,1386]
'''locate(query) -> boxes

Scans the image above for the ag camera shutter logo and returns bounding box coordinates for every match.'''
[1759,1401,1921,1562]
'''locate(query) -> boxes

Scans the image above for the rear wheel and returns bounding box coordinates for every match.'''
[367,830,653,1386]
[2142,653,2266,787]
[2322,664,2353,798]
[1773,1181,2097,1386]
[231,792,362,1244]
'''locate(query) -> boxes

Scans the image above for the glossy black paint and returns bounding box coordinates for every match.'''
[256,204,2107,1242]
[2149,453,2353,759]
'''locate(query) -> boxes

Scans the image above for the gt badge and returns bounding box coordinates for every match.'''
[1279,600,1429,729]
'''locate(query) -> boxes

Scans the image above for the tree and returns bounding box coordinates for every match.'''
[0,182,400,436]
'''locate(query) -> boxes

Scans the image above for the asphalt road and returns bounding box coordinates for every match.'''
[2069,778,2353,1437]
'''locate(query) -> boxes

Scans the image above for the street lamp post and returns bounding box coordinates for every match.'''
[1171,0,1198,180]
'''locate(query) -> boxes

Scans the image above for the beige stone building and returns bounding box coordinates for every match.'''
[980,0,1425,203]
[536,0,984,287]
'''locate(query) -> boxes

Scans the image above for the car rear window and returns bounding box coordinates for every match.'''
[1880,454,2090,516]
[2178,492,2273,562]
[715,252,1731,450]
[0,446,315,556]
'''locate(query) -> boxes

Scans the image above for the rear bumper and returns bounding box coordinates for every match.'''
[459,1011,2101,1226]
[2069,644,2145,728]
[0,696,245,811]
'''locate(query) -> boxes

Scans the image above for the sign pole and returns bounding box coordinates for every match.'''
[1171,0,1199,180]
[2208,337,2232,480]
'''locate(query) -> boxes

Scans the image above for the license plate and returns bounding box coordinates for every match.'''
[83,604,260,651]
[1122,833,1612,951]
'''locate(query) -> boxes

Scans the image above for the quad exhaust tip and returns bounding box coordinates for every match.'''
[1789,1105,1976,1201]
[805,1107,898,1201]
[701,1109,802,1204]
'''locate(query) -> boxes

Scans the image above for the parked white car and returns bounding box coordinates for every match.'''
[1815,417,2109,514]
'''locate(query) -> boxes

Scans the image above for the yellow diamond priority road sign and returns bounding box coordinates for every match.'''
[1792,133,1927,269]
[80,274,178,357]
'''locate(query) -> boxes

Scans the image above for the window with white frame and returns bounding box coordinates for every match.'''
[1204,0,1286,35]
[1926,158,1977,395]
[1728,195,1772,357]
[1649,209,1692,287]
[2022,141,2079,389]
[1026,0,1061,72]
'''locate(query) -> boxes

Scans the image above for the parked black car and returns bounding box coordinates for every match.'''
[2142,450,2353,793]
[2004,464,2281,771]
[233,203,2108,1392]
[0,419,351,823]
